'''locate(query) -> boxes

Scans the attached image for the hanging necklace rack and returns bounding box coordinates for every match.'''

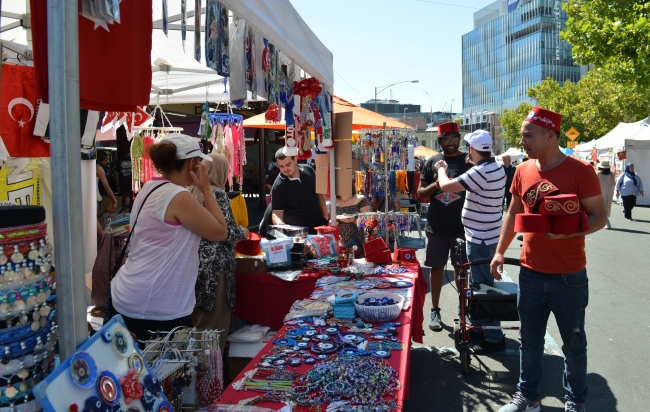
[133,104,183,134]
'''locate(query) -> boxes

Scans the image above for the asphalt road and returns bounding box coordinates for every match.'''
[403,202,650,412]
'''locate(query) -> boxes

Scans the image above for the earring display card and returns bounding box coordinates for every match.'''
[33,315,171,412]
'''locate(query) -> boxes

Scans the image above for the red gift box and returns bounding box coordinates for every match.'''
[550,211,589,234]
[393,248,417,263]
[514,213,551,233]
[523,179,561,213]
[364,238,389,257]
[366,250,393,265]
[315,225,340,241]
[539,194,580,216]
[236,232,262,255]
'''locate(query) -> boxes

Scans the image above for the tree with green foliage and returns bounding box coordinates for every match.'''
[454,117,463,127]
[562,0,650,89]
[499,103,532,149]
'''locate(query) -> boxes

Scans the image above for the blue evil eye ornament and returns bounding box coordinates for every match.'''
[101,329,113,343]
[111,326,132,357]
[70,351,97,389]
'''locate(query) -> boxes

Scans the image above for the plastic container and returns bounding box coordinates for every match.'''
[354,292,404,323]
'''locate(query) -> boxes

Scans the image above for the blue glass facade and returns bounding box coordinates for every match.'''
[462,0,581,114]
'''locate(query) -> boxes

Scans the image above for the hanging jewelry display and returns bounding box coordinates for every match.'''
[181,0,187,52]
[130,105,183,193]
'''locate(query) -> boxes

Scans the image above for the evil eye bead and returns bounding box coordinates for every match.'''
[157,401,173,412]
[289,359,301,366]
[273,360,286,366]
[69,351,97,389]
[373,350,391,359]
[317,354,328,360]
[101,329,112,343]
[111,326,133,357]
[304,357,316,364]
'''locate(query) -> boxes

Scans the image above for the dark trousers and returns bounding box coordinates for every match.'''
[622,195,636,219]
[116,310,193,346]
[504,192,513,210]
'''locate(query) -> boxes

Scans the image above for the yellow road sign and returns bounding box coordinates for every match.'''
[566,127,580,141]
[566,141,579,149]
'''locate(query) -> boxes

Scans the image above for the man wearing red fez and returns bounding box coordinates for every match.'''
[418,121,472,331]
[490,107,607,412]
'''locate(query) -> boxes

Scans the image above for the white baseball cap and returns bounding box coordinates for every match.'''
[163,134,213,162]
[464,130,492,152]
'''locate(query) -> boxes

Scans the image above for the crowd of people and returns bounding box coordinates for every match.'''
[93,104,644,412]
[420,107,609,412]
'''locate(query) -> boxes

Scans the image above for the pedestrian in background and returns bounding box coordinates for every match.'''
[616,163,644,221]
[502,155,516,210]
[597,160,616,229]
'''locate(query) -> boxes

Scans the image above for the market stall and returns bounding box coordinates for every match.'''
[220,256,427,411]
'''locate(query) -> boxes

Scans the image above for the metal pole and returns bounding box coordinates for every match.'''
[374,87,377,113]
[47,0,88,357]
[383,122,389,246]
[257,128,266,211]
[329,94,336,224]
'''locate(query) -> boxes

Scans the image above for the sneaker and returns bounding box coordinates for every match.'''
[429,308,442,331]
[499,392,541,412]
[516,235,524,241]
[565,401,586,412]
[468,329,484,340]
[472,338,506,354]
[606,219,611,229]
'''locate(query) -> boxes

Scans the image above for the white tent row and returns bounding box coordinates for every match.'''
[150,0,333,105]
[592,116,650,149]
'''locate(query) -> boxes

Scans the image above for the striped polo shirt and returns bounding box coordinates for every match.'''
[456,157,506,244]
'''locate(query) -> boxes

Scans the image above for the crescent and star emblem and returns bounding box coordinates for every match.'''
[8,97,35,128]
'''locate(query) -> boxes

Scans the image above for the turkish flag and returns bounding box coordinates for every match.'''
[30,1,153,112]
[0,65,50,158]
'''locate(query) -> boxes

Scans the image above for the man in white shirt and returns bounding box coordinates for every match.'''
[435,130,507,354]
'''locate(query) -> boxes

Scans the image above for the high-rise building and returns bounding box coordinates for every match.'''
[461,0,582,124]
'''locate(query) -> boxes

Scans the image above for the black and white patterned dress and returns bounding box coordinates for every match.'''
[194,189,246,312]
[337,197,369,248]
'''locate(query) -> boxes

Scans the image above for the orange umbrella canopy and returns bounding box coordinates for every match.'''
[242,96,413,130]
[413,146,439,158]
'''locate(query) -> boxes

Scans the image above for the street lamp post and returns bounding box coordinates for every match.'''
[374,80,419,113]
[403,108,408,125]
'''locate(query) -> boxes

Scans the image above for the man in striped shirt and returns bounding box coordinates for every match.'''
[436,129,507,354]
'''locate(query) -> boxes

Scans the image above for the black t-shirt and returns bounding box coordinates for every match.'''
[271,165,327,231]
[503,164,516,193]
[117,157,132,191]
[98,163,110,196]
[421,152,472,238]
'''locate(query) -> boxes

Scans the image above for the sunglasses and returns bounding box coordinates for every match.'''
[438,136,460,144]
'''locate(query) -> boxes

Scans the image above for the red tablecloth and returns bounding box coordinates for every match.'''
[223,264,427,410]
[233,271,322,330]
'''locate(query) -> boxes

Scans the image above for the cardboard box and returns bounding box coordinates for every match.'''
[235,256,267,274]
[315,153,329,195]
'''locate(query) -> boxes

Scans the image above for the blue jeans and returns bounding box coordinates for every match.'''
[466,240,503,343]
[517,267,589,404]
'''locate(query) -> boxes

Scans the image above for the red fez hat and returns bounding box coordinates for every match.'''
[523,179,560,213]
[438,122,459,135]
[525,106,562,132]
[539,194,580,216]
[514,213,551,233]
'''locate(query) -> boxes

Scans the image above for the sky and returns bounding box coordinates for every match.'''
[290,0,495,115]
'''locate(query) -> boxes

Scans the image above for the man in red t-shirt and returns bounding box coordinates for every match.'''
[490,107,606,412]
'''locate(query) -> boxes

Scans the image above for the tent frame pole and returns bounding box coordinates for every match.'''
[47,0,88,358]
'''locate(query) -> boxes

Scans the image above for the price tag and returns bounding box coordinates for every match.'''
[268,244,287,264]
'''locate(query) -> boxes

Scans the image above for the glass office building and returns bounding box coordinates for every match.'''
[461,0,582,116]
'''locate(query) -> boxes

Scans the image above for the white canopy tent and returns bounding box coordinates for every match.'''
[149,0,333,105]
[594,116,650,149]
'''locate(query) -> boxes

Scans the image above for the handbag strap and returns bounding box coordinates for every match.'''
[110,182,170,280]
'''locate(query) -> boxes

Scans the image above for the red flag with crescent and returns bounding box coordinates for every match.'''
[0,65,50,158]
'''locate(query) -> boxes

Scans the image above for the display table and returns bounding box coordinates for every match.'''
[234,271,323,330]
[222,264,427,410]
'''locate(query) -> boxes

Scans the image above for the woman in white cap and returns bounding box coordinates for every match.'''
[110,134,228,341]
[596,160,616,229]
